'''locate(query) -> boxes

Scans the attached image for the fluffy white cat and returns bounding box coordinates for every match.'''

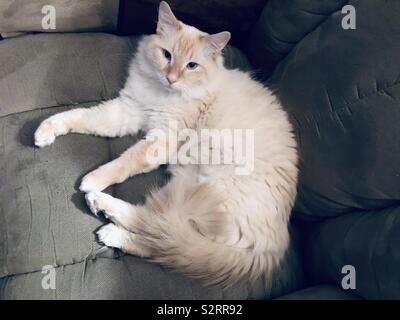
[34,1,298,286]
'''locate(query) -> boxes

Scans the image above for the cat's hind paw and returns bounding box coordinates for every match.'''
[85,191,114,217]
[97,223,127,249]
[85,191,102,216]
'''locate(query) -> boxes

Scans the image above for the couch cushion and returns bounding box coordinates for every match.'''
[0,256,253,299]
[0,104,108,278]
[249,0,347,79]
[267,0,400,220]
[0,33,137,118]
[305,205,400,299]
[0,0,119,37]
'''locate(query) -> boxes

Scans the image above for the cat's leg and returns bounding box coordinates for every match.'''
[34,96,143,147]
[97,223,152,257]
[80,130,176,191]
[86,191,152,257]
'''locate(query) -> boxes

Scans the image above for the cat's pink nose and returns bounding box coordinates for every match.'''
[167,74,178,85]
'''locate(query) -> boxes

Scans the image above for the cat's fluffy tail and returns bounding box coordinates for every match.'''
[134,175,277,287]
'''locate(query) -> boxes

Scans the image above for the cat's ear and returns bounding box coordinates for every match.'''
[203,31,231,56]
[157,1,180,36]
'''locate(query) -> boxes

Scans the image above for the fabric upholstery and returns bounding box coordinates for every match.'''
[0,33,137,117]
[277,285,361,300]
[249,0,348,79]
[305,207,400,299]
[0,0,119,37]
[268,0,400,220]
[260,0,400,299]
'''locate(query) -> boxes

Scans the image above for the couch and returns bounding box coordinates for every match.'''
[0,0,398,299]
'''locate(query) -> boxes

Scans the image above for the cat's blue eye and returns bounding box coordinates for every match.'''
[162,49,172,62]
[186,62,198,70]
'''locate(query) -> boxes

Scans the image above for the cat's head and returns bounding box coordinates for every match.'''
[141,1,230,97]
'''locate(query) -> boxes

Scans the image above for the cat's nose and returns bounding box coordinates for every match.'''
[167,74,178,85]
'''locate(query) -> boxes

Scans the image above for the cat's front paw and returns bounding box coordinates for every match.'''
[80,170,108,192]
[34,120,57,147]
[34,117,65,148]
[97,223,127,249]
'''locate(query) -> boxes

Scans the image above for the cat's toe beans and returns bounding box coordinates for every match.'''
[97,223,126,248]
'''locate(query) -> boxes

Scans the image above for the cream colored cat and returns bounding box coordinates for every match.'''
[34,1,298,286]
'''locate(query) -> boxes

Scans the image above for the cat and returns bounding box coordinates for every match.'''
[34,1,298,287]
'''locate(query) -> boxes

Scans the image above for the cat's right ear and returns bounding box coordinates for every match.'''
[157,1,180,36]
[203,31,231,57]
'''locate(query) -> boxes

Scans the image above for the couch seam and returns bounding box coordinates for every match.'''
[295,79,400,129]
[0,99,103,120]
[0,255,118,281]
[326,79,400,118]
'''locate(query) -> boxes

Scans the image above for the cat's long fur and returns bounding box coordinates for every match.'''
[34,2,298,287]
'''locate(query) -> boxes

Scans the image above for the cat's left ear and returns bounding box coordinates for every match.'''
[203,31,231,56]
[157,1,180,36]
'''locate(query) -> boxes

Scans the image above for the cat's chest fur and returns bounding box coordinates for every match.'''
[123,68,219,132]
[140,93,217,132]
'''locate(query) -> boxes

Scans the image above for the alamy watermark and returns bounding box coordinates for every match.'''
[41,5,56,30]
[342,5,356,30]
[41,265,56,290]
[341,265,356,290]
[145,121,255,175]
